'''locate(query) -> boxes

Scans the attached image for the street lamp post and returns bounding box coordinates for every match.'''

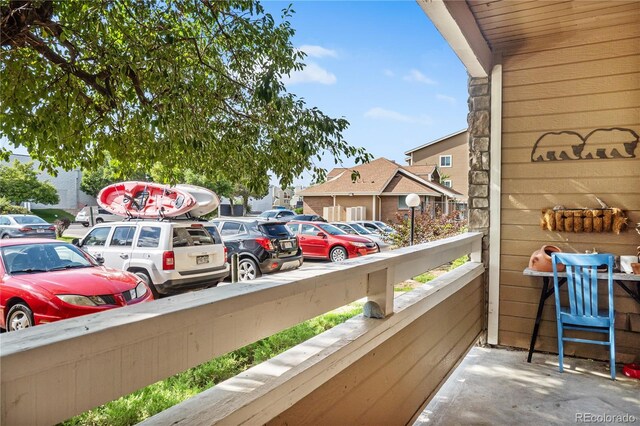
[405,193,420,246]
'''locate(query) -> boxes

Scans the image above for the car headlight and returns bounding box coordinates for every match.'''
[132,281,148,299]
[351,242,366,248]
[57,294,107,306]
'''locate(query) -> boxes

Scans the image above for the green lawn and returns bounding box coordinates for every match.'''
[31,208,75,223]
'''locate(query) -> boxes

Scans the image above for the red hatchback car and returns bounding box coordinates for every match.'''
[0,239,154,332]
[286,221,378,262]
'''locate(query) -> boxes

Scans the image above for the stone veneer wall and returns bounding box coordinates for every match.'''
[467,77,490,261]
[467,76,491,336]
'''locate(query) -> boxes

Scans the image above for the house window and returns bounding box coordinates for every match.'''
[439,155,452,167]
[398,196,408,209]
[442,179,452,188]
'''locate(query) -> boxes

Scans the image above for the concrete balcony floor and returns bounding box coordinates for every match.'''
[415,346,640,425]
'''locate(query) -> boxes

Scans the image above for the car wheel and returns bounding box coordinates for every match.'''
[329,246,348,262]
[82,222,89,227]
[7,303,34,331]
[238,258,259,281]
[1,234,10,239]
[95,218,104,224]
[133,270,160,299]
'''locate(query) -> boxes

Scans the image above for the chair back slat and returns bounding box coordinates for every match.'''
[589,266,598,316]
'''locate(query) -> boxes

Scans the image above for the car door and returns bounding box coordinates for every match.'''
[102,225,136,270]
[298,224,326,257]
[80,226,112,263]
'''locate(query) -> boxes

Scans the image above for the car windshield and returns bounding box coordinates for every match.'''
[374,221,394,232]
[349,223,372,234]
[259,211,278,218]
[13,216,47,225]
[2,242,95,274]
[317,223,348,236]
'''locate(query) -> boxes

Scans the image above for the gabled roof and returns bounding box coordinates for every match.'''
[299,157,461,199]
[326,168,346,180]
[404,129,467,155]
[403,164,438,180]
[382,174,440,196]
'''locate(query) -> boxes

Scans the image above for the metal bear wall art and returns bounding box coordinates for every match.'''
[531,127,639,162]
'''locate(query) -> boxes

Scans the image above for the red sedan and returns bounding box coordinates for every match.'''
[0,239,154,331]
[286,221,379,262]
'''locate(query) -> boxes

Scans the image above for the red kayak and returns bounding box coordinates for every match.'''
[97,182,197,219]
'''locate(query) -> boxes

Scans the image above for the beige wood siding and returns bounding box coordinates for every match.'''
[498,20,640,362]
[410,131,469,199]
[267,275,484,426]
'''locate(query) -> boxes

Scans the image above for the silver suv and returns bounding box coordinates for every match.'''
[75,220,229,297]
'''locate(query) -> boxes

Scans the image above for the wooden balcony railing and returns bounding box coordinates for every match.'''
[1,232,484,425]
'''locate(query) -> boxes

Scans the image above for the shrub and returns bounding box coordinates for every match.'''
[388,210,467,248]
[0,197,29,214]
[294,207,303,214]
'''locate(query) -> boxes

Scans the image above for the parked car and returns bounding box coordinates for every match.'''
[286,221,378,262]
[290,214,327,222]
[331,222,392,251]
[0,238,154,331]
[74,220,229,297]
[350,220,397,236]
[0,214,56,239]
[205,218,303,281]
[258,209,296,222]
[75,206,121,227]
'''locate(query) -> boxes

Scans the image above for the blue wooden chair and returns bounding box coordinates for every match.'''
[551,253,615,380]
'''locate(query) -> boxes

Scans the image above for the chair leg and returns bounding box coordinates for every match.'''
[609,327,616,381]
[557,323,564,373]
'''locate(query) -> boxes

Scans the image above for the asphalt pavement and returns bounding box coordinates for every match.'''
[63,223,90,239]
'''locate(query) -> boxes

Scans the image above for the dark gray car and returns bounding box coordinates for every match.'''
[0,215,56,239]
[206,218,303,281]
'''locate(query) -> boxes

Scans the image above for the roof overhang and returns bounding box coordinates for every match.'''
[416,0,492,77]
[404,128,468,155]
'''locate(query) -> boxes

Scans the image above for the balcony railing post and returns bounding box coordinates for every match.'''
[365,267,394,318]
[470,235,482,263]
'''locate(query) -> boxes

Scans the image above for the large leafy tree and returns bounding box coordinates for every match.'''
[0,159,59,204]
[0,0,371,189]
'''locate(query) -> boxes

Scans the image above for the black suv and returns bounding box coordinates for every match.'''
[206,218,303,281]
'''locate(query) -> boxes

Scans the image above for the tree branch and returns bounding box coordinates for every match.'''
[126,65,150,105]
[23,31,110,99]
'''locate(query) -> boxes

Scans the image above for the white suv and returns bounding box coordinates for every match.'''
[75,220,229,297]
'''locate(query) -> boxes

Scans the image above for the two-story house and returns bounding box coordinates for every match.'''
[404,129,469,209]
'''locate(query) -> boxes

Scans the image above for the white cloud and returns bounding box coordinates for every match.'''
[404,69,436,85]
[383,69,395,77]
[436,94,456,105]
[298,45,338,58]
[284,62,337,85]
[364,107,432,125]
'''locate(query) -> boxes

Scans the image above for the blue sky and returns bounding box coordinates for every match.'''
[266,1,469,185]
